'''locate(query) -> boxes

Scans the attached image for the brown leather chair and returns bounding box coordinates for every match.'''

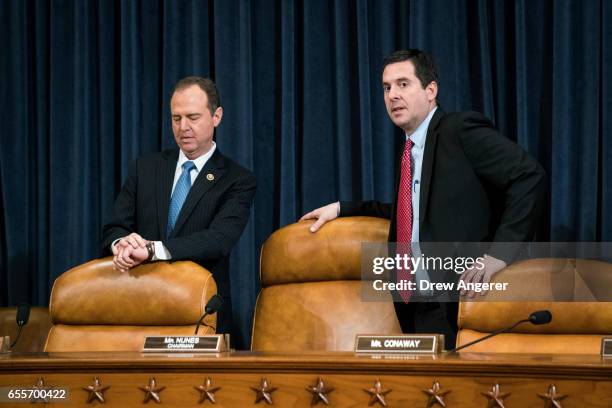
[0,307,51,352]
[251,217,401,351]
[45,257,217,352]
[456,258,612,354]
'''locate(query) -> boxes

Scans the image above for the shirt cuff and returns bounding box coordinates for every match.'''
[110,238,122,252]
[153,241,172,261]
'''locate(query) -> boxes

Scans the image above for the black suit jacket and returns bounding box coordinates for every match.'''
[102,148,257,332]
[341,109,546,252]
[340,109,546,345]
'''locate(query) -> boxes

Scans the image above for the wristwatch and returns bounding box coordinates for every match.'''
[146,242,155,262]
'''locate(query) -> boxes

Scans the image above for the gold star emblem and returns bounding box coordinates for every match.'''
[364,378,391,407]
[83,377,110,404]
[206,173,214,181]
[538,384,567,408]
[251,378,277,405]
[481,383,510,408]
[194,377,221,404]
[32,377,50,404]
[422,379,451,407]
[306,377,334,406]
[138,377,166,404]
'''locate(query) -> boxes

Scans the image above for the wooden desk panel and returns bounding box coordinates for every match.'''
[1,352,611,407]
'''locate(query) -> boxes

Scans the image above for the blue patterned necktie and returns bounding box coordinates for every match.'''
[167,161,196,238]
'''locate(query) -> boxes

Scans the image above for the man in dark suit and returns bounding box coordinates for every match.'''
[102,76,257,334]
[301,50,545,348]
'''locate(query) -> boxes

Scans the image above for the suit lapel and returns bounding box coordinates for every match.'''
[419,108,444,230]
[170,149,228,237]
[157,149,179,239]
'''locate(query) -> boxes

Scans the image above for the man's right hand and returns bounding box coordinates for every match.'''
[113,245,135,271]
[299,201,340,232]
[112,233,148,271]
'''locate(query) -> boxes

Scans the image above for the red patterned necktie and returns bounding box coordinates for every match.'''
[396,139,414,303]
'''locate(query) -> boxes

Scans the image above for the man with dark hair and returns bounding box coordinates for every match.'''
[102,76,257,335]
[301,49,545,349]
[382,49,439,97]
[173,76,221,112]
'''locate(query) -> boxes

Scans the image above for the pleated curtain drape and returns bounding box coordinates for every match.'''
[1,0,610,348]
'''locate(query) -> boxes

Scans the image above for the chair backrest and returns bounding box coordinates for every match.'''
[45,257,217,352]
[251,217,401,351]
[457,258,612,354]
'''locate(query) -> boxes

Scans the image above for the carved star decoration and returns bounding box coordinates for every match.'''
[481,383,510,408]
[32,377,50,403]
[422,379,451,407]
[306,377,334,406]
[82,377,110,404]
[364,378,392,407]
[138,377,166,404]
[194,377,221,404]
[251,378,277,405]
[538,384,567,408]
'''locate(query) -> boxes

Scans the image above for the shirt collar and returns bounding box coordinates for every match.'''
[406,106,438,148]
[177,142,216,172]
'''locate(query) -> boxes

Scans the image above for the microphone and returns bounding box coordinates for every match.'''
[16,303,31,326]
[194,295,223,335]
[449,310,552,353]
[529,310,552,325]
[9,303,31,349]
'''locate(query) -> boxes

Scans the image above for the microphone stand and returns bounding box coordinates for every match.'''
[448,318,530,353]
[9,326,24,349]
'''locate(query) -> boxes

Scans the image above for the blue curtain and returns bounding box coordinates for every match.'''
[1,0,610,349]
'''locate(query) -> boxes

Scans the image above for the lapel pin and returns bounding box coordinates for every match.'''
[206,173,215,181]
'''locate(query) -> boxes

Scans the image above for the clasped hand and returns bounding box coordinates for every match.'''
[111,233,150,272]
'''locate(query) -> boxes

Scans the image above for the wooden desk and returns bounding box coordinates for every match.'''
[1,351,611,407]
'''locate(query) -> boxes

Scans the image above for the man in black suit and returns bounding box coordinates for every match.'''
[301,50,545,348]
[102,76,257,334]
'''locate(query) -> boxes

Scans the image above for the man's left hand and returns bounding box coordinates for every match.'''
[114,240,150,272]
[128,245,149,266]
[459,254,507,298]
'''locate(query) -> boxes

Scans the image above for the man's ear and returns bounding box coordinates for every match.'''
[213,107,223,127]
[427,81,438,102]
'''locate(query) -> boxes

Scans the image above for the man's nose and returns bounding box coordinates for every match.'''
[180,118,190,130]
[388,85,400,99]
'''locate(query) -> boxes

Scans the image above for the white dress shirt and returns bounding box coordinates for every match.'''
[406,107,437,296]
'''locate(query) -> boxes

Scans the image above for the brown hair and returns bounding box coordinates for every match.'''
[172,76,221,114]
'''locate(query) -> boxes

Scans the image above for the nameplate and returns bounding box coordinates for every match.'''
[602,338,612,357]
[143,335,225,353]
[354,334,443,354]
